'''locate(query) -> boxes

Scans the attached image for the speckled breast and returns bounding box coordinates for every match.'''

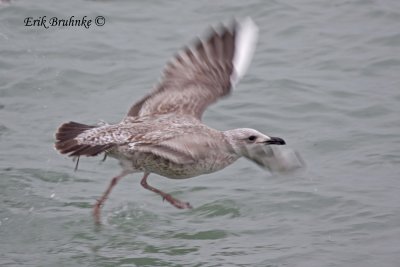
[111,150,238,179]
[143,152,238,179]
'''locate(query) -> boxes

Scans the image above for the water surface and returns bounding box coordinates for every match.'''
[1,0,400,266]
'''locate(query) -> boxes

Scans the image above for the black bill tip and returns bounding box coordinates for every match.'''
[265,136,286,145]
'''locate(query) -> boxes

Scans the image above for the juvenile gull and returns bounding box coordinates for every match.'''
[55,18,288,223]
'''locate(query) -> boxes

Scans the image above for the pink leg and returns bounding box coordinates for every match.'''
[93,171,130,224]
[140,173,192,209]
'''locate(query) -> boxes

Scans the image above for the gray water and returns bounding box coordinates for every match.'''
[1,0,400,266]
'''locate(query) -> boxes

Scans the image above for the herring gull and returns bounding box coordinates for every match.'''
[55,18,300,223]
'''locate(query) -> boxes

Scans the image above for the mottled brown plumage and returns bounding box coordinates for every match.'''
[127,23,236,119]
[54,18,290,224]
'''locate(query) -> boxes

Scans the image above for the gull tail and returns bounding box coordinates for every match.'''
[231,17,259,86]
[54,121,113,157]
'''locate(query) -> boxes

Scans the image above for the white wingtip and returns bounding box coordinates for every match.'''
[231,17,259,86]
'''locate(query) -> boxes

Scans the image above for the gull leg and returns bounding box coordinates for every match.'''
[93,171,130,224]
[140,173,192,209]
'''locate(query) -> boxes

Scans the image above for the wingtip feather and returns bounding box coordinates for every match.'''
[231,17,259,85]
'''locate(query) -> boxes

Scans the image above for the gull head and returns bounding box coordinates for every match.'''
[224,128,285,157]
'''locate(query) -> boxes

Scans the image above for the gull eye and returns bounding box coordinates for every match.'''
[248,135,256,141]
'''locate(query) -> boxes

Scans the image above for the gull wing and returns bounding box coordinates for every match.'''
[133,132,226,165]
[127,18,258,120]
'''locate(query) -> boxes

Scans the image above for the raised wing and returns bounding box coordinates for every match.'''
[127,18,258,120]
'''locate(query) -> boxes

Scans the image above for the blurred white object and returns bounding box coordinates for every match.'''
[245,144,305,173]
